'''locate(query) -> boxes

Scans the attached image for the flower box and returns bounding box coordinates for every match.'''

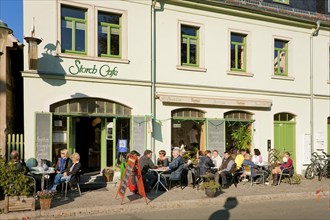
[4,195,35,213]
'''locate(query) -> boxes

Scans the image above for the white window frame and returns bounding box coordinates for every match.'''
[177,20,206,72]
[271,35,294,81]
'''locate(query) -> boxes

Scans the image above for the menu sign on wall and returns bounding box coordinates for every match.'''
[35,113,52,165]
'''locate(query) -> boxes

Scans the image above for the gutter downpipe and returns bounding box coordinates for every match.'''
[310,20,321,153]
[151,0,156,161]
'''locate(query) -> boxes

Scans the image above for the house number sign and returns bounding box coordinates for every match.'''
[69,59,118,78]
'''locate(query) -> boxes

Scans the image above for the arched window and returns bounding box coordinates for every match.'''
[274,112,296,122]
[224,110,253,120]
[50,98,131,116]
[172,108,205,119]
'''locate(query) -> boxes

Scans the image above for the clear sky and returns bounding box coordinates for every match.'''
[0,0,23,42]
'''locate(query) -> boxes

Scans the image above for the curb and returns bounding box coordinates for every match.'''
[1,191,329,220]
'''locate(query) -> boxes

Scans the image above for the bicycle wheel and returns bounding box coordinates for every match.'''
[305,164,316,179]
[318,161,329,181]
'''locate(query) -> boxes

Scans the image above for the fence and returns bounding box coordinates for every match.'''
[6,134,24,162]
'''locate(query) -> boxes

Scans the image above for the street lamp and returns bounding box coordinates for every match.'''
[0,20,13,55]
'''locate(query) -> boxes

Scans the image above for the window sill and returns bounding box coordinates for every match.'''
[176,65,207,72]
[271,75,295,81]
[56,53,130,64]
[227,71,254,77]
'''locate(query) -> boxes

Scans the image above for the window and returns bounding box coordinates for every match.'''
[61,6,87,54]
[230,33,247,71]
[274,39,289,76]
[98,12,122,58]
[181,25,199,66]
[273,0,289,4]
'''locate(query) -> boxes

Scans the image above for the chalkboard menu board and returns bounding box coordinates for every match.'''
[207,119,225,156]
[35,113,52,165]
[132,116,146,155]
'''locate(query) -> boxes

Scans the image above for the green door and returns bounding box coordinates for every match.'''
[274,122,296,167]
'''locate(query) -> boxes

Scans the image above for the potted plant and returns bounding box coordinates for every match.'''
[102,167,114,182]
[0,152,35,213]
[200,180,221,197]
[37,190,55,209]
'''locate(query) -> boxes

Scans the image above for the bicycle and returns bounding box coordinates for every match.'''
[305,151,329,181]
[318,151,330,181]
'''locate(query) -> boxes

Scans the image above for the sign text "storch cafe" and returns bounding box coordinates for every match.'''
[69,59,118,78]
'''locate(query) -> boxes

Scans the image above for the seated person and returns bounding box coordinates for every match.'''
[198,150,219,184]
[50,149,72,183]
[139,150,157,192]
[218,151,237,189]
[49,153,82,192]
[166,147,184,181]
[9,150,27,173]
[271,152,293,186]
[55,149,72,174]
[241,154,257,178]
[251,148,263,165]
[234,149,247,171]
[212,150,223,169]
[157,150,169,167]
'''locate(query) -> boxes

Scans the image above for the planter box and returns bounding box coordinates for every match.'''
[4,195,35,213]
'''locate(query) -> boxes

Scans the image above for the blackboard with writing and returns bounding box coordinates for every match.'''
[207,119,225,156]
[132,116,146,155]
[116,155,147,205]
[35,113,52,165]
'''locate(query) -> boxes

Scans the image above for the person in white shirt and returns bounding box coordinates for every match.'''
[251,148,263,165]
[212,150,223,168]
[188,125,199,150]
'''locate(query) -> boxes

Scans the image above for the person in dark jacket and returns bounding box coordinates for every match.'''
[139,150,157,192]
[218,151,237,189]
[198,150,219,183]
[167,147,184,180]
[54,149,72,174]
[49,153,82,192]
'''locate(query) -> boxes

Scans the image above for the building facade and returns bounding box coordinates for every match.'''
[23,0,330,174]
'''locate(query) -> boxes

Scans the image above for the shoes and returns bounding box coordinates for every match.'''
[222,185,229,189]
[241,179,249,182]
[234,182,238,188]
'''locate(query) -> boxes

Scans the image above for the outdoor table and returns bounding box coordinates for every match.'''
[30,167,55,190]
[150,167,169,193]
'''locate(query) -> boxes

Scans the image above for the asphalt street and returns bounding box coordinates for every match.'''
[67,198,330,220]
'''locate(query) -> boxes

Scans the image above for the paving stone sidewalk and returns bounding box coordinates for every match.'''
[1,178,329,220]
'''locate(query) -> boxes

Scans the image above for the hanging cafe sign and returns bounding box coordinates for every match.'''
[69,59,118,78]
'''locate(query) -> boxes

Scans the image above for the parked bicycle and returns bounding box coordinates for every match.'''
[305,151,329,181]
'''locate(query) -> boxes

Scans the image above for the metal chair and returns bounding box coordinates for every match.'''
[279,167,294,185]
[62,171,82,200]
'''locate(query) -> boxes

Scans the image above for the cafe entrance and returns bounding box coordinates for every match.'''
[50,97,132,171]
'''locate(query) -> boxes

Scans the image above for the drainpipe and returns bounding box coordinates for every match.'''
[310,20,321,153]
[151,0,156,161]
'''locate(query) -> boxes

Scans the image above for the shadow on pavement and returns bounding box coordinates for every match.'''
[208,197,238,220]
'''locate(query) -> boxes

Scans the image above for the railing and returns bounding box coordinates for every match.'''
[6,134,24,161]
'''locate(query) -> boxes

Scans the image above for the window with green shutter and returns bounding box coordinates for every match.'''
[230,33,247,72]
[61,5,87,54]
[274,39,289,76]
[98,12,122,58]
[181,25,199,67]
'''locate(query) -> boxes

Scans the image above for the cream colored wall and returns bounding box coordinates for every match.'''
[155,4,327,96]
[23,0,151,81]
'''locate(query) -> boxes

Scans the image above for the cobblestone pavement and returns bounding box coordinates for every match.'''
[1,178,329,219]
